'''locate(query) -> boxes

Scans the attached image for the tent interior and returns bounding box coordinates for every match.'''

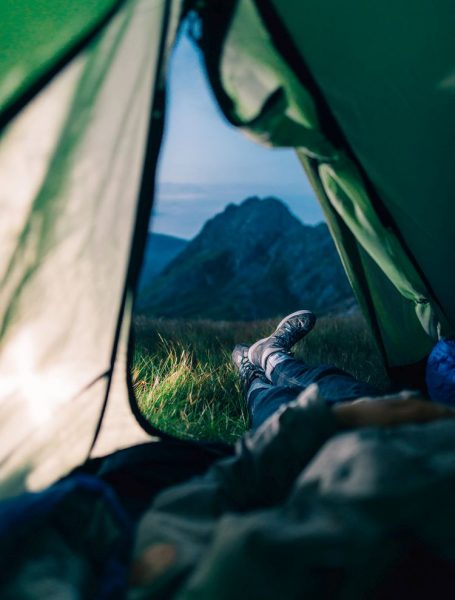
[1,0,454,498]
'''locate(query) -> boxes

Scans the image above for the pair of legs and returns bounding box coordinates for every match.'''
[79,310,378,518]
[234,310,381,430]
[247,353,380,430]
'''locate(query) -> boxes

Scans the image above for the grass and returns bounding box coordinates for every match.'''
[132,313,390,443]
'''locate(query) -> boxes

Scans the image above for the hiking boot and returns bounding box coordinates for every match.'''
[248,310,316,371]
[232,344,267,389]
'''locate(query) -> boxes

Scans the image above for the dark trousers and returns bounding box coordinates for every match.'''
[247,355,380,430]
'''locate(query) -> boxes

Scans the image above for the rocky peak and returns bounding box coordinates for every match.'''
[139,197,356,319]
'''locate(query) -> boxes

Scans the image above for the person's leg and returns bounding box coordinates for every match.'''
[245,354,380,430]
[232,344,301,430]
[248,310,381,406]
[266,351,381,405]
[233,306,382,431]
[246,377,300,430]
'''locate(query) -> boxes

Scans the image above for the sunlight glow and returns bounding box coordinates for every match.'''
[1,329,75,427]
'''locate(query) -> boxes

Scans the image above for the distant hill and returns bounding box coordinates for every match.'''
[138,233,188,291]
[138,197,356,319]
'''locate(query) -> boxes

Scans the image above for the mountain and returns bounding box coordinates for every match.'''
[138,233,188,291]
[138,197,356,319]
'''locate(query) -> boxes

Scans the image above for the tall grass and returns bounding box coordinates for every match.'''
[132,313,389,443]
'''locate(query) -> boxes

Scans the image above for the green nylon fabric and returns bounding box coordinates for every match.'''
[0,0,124,118]
[318,159,442,340]
[220,0,334,159]
[270,0,455,336]
[207,0,454,365]
[298,153,433,367]
[0,0,175,496]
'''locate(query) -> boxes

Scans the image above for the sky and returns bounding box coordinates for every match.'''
[151,31,323,240]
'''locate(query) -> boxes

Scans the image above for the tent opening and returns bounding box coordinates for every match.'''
[130,24,388,443]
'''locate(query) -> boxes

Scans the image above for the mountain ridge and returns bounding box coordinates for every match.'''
[138,232,188,291]
[138,197,356,319]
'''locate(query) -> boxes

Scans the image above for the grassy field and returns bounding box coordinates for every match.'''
[132,313,390,443]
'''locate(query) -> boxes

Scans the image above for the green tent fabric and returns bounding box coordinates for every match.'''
[1,0,454,494]
[0,0,183,496]
[1,0,129,128]
[298,153,436,369]
[195,0,455,364]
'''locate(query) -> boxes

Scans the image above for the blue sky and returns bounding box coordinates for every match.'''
[151,32,323,240]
